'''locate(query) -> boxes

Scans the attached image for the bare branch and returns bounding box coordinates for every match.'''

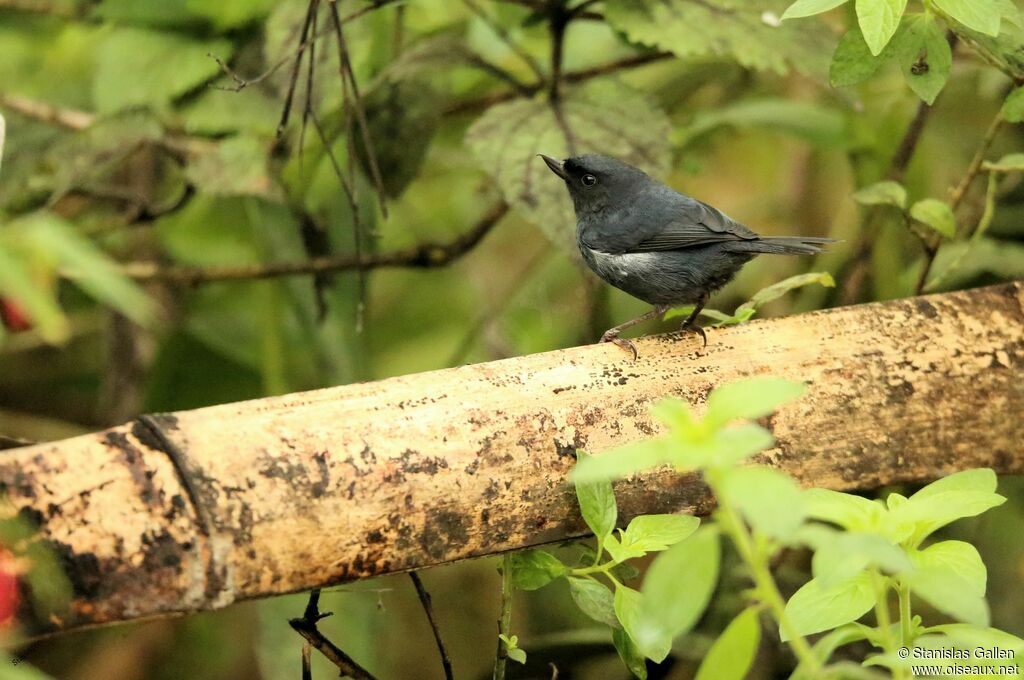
[289,590,376,680]
[0,93,94,130]
[409,572,454,680]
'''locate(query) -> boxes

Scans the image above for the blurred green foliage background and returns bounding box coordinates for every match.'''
[1,0,1022,677]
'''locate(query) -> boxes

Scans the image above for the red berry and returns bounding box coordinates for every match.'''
[0,298,31,332]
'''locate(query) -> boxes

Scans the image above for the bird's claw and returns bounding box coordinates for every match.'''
[680,322,707,348]
[599,332,639,361]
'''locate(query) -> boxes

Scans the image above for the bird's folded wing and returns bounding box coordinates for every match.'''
[631,200,759,252]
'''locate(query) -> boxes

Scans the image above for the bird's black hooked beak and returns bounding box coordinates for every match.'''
[539,154,570,181]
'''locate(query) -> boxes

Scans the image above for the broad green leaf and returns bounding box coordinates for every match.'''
[694,606,762,680]
[895,14,953,104]
[184,0,277,30]
[701,424,776,468]
[716,465,807,540]
[909,540,986,597]
[0,242,69,344]
[568,577,620,628]
[933,0,1001,36]
[508,550,567,590]
[782,0,850,20]
[799,623,874,675]
[575,452,618,541]
[185,136,280,199]
[1002,86,1024,122]
[983,152,1024,172]
[616,585,671,662]
[804,489,885,531]
[830,29,889,87]
[613,627,648,679]
[675,99,850,150]
[811,532,912,587]
[649,398,699,435]
[890,469,1006,545]
[571,439,679,484]
[704,377,806,430]
[620,514,700,554]
[18,212,155,327]
[783,573,876,639]
[466,81,671,253]
[179,88,280,137]
[856,0,908,55]
[853,180,907,208]
[606,0,832,77]
[928,624,1024,657]
[93,28,232,113]
[635,527,720,659]
[903,567,990,626]
[910,198,957,238]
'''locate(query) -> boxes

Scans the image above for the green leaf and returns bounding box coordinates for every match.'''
[811,532,912,587]
[932,0,1001,36]
[185,136,280,199]
[895,14,953,104]
[571,439,679,484]
[717,465,807,540]
[575,451,618,541]
[615,585,671,662]
[93,28,232,113]
[804,489,885,531]
[499,634,527,664]
[927,624,1024,657]
[910,540,986,597]
[891,469,1006,545]
[613,627,648,679]
[619,514,701,554]
[0,241,69,344]
[606,0,832,77]
[508,550,568,590]
[650,398,699,435]
[983,152,1024,172]
[704,377,806,430]
[853,180,907,208]
[694,606,762,680]
[700,424,777,468]
[466,81,671,253]
[729,273,835,326]
[903,541,989,625]
[783,573,876,639]
[910,198,957,238]
[568,577,620,628]
[830,29,890,87]
[856,0,908,55]
[782,0,850,20]
[635,527,720,659]
[179,88,280,137]
[1002,86,1024,123]
[675,99,850,150]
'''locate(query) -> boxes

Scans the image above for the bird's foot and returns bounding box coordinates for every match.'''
[599,330,639,361]
[679,321,708,348]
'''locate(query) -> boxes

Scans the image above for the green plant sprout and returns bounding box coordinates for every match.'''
[503,377,1021,679]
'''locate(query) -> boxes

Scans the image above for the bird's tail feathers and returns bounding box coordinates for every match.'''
[737,236,835,255]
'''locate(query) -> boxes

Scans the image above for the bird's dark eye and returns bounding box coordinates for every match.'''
[581,174,597,187]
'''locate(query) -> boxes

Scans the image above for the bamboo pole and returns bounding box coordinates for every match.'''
[3,282,1023,637]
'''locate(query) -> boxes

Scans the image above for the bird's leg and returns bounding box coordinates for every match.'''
[599,305,668,360]
[678,294,709,347]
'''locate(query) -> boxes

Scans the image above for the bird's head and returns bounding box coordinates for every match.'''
[539,153,653,216]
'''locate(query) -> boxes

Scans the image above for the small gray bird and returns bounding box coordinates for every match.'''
[541,153,833,358]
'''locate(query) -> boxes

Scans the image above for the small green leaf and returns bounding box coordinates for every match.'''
[783,573,876,639]
[903,555,990,627]
[499,634,527,664]
[694,606,762,680]
[508,550,568,590]
[983,153,1024,172]
[616,585,671,662]
[635,527,720,658]
[649,398,699,434]
[733,272,835,323]
[571,439,678,484]
[895,14,953,105]
[613,627,648,679]
[575,452,618,541]
[856,0,909,55]
[717,466,807,540]
[1001,86,1024,123]
[927,624,1024,657]
[910,198,957,238]
[932,0,1001,36]
[620,514,701,554]
[891,469,1006,545]
[811,532,912,587]
[782,0,851,20]
[804,489,885,531]
[911,540,986,595]
[853,180,907,208]
[568,577,620,628]
[830,28,889,86]
[704,377,806,430]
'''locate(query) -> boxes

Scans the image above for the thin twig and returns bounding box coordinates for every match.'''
[276,0,318,139]
[289,590,377,680]
[409,572,454,680]
[494,554,514,680]
[301,642,312,680]
[0,93,94,130]
[442,51,672,116]
[462,0,546,83]
[119,201,510,284]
